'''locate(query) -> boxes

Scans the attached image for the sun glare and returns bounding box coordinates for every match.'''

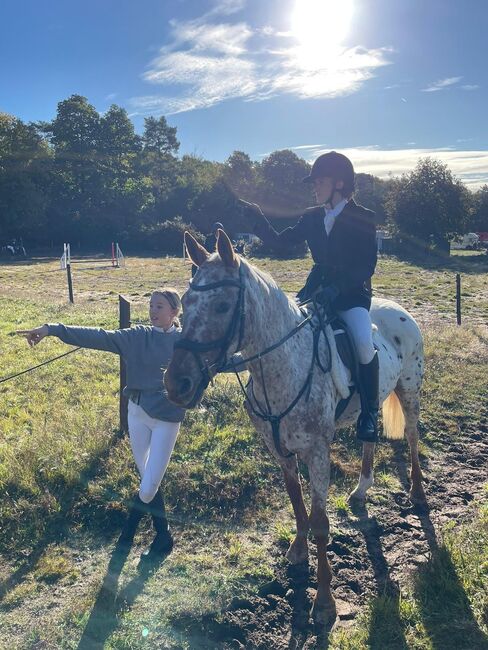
[291,0,354,64]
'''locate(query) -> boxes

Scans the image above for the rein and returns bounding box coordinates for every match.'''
[230,302,332,458]
[177,262,333,456]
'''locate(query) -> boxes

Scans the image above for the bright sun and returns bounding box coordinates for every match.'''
[291,0,354,60]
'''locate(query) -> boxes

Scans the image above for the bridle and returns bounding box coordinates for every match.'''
[174,263,246,396]
[174,261,334,457]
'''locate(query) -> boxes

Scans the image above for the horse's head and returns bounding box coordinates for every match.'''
[164,229,245,408]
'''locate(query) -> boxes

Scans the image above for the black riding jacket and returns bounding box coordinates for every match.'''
[254,199,377,310]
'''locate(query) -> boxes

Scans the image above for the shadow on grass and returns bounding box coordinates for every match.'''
[385,240,488,276]
[415,511,488,650]
[76,537,168,650]
[0,429,125,603]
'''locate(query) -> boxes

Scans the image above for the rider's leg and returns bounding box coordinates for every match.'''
[337,307,379,442]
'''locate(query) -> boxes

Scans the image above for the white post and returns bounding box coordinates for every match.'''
[116,243,125,268]
[60,243,67,270]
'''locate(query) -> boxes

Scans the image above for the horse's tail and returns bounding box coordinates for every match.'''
[382,390,405,440]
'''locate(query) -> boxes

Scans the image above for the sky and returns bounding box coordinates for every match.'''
[1,0,487,187]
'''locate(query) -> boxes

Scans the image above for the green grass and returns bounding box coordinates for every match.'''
[329,498,488,649]
[0,251,487,648]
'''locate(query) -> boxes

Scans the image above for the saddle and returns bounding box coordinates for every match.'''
[305,305,373,421]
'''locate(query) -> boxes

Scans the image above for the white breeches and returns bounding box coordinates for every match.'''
[128,400,180,504]
[337,307,375,365]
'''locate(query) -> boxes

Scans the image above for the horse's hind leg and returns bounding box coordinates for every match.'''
[349,442,375,503]
[396,387,427,505]
[281,456,310,564]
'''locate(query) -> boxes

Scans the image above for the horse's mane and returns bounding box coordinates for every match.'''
[240,256,350,398]
[239,256,303,318]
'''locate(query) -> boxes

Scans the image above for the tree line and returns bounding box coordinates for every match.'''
[1,94,487,254]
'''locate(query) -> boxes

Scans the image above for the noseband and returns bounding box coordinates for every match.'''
[174,264,246,391]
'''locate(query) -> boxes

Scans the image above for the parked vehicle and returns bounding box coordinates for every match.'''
[475,232,488,248]
[451,233,481,250]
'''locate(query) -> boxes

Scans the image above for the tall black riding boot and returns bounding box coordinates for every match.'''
[356,352,380,443]
[118,493,146,546]
[140,490,173,560]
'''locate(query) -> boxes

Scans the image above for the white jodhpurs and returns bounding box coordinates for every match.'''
[128,400,180,504]
[337,306,375,365]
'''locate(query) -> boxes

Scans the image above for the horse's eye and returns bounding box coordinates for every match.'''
[215,301,230,314]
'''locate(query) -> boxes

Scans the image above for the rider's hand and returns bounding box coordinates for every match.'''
[315,285,339,309]
[16,325,49,347]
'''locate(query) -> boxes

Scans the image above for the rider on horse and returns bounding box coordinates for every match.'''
[240,151,379,443]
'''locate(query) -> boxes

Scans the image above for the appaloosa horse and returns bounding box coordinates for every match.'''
[165,230,426,625]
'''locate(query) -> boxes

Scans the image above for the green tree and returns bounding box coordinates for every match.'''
[468,185,488,231]
[48,94,100,157]
[99,105,141,164]
[141,116,180,210]
[0,113,51,241]
[355,173,392,225]
[386,157,467,243]
[223,150,256,197]
[257,149,311,216]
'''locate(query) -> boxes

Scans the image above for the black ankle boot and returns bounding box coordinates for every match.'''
[357,352,379,443]
[118,493,146,545]
[141,491,173,559]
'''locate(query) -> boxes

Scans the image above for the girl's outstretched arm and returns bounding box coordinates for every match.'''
[18,323,134,356]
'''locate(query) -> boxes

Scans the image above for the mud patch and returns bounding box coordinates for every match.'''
[171,407,488,649]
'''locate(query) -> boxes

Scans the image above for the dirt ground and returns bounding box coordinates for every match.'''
[170,404,488,650]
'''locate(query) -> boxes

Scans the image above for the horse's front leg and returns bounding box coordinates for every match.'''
[281,456,309,565]
[348,442,375,503]
[306,440,337,627]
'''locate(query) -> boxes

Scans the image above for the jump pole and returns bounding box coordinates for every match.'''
[111,242,116,267]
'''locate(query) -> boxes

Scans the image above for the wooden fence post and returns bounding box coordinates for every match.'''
[66,263,74,304]
[456,273,461,326]
[119,295,131,433]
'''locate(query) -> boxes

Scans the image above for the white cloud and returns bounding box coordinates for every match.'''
[131,9,392,115]
[461,84,480,91]
[280,145,488,188]
[333,147,488,188]
[422,76,462,92]
[206,0,246,17]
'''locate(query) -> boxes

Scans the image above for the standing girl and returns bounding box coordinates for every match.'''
[18,288,185,560]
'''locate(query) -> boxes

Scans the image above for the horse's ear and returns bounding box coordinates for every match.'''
[184,231,209,267]
[216,229,238,268]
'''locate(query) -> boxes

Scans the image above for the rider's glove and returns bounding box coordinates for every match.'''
[315,284,340,309]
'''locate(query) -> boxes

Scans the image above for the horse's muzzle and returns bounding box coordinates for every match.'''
[164,350,209,409]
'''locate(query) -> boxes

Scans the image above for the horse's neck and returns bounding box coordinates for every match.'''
[241,261,306,369]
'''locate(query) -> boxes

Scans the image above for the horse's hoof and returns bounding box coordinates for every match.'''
[410,491,428,511]
[348,489,366,503]
[409,488,427,507]
[286,537,309,565]
[311,598,338,629]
